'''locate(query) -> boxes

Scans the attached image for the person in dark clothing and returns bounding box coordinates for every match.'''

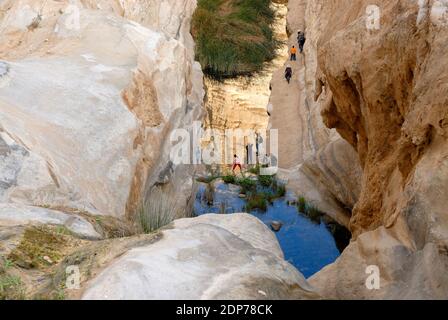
[285,66,292,84]
[298,31,306,53]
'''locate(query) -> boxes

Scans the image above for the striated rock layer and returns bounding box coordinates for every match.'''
[280,0,448,298]
[0,0,204,219]
[201,2,288,165]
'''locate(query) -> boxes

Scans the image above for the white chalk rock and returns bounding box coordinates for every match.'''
[82,213,318,300]
[0,203,101,239]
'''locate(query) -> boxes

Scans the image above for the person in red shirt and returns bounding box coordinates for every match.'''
[232,154,242,174]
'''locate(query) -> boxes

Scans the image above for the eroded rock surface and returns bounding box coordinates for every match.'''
[201,2,288,164]
[287,0,448,299]
[0,203,101,240]
[82,213,319,300]
[269,0,362,226]
[0,0,204,219]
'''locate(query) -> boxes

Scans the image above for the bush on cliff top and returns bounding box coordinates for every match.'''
[192,0,278,79]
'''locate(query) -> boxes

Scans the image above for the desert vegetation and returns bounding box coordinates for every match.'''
[192,0,279,78]
[137,188,182,234]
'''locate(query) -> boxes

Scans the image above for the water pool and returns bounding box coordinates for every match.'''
[194,182,350,278]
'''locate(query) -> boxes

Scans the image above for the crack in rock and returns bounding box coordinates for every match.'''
[0,62,9,77]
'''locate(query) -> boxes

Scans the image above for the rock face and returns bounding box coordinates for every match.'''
[282,0,448,299]
[201,2,288,165]
[82,213,318,300]
[0,0,204,219]
[269,0,362,227]
[0,1,316,301]
[0,203,101,240]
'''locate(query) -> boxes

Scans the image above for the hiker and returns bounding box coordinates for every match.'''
[297,31,306,53]
[285,66,293,84]
[232,154,242,175]
[290,46,297,61]
[297,31,303,43]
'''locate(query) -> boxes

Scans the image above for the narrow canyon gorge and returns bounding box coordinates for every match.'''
[0,0,447,300]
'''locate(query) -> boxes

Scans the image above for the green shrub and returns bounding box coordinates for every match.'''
[275,183,286,198]
[245,193,268,212]
[248,165,260,175]
[236,177,257,191]
[296,196,324,224]
[261,179,285,202]
[297,196,307,213]
[263,191,276,204]
[192,0,279,78]
[137,188,181,234]
[258,174,275,187]
[8,226,68,270]
[222,175,236,184]
[306,205,324,224]
[2,259,14,270]
[0,275,25,300]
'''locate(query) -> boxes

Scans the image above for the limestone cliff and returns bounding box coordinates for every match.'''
[0,0,204,219]
[279,0,448,298]
[201,2,288,166]
[269,0,362,227]
[0,0,315,301]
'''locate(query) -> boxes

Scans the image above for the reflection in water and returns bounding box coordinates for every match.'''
[194,182,351,278]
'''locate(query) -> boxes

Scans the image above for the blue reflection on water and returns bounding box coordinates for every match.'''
[194,183,347,278]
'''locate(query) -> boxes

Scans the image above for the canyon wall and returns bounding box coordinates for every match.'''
[0,2,316,300]
[0,0,204,220]
[201,2,288,167]
[269,0,362,227]
[281,0,448,298]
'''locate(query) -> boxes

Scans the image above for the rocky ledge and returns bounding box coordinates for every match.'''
[81,214,319,300]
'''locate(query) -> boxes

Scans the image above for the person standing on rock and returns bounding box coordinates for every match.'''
[298,31,306,53]
[232,154,242,175]
[290,46,297,61]
[285,66,293,84]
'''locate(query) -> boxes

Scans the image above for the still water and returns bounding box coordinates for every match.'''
[194,182,350,278]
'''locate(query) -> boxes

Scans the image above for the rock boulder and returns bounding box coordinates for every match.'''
[82,213,319,300]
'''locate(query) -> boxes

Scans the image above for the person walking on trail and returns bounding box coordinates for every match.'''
[290,46,297,61]
[285,66,293,84]
[232,154,242,175]
[297,31,306,53]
